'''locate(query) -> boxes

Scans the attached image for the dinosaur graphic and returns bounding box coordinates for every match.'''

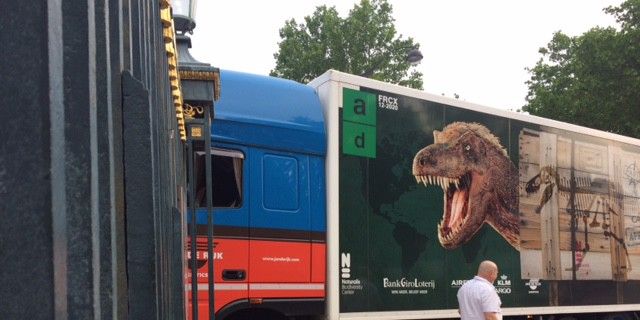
[412,122,520,250]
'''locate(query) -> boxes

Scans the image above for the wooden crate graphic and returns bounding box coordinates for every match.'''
[519,129,640,281]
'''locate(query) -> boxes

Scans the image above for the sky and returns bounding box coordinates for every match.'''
[189,0,623,111]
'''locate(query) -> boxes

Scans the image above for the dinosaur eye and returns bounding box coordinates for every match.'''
[465,145,471,151]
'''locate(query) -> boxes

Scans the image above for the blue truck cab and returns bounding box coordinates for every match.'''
[190,70,327,319]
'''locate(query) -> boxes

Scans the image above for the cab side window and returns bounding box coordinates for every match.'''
[194,148,244,208]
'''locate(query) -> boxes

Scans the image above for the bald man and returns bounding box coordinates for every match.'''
[457,260,502,320]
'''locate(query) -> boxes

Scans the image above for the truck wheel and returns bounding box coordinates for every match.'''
[224,308,287,320]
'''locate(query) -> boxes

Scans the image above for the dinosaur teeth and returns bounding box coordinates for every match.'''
[444,192,447,208]
[416,174,465,192]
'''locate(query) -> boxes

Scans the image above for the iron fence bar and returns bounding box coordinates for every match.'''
[204,106,215,319]
[187,139,198,320]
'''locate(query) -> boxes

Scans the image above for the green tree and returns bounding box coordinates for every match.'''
[270,0,423,89]
[522,0,640,138]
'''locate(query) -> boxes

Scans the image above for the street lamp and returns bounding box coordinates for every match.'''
[361,46,424,78]
[172,0,197,34]
[171,1,220,319]
[407,47,424,66]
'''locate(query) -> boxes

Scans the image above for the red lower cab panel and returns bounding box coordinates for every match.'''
[186,237,325,319]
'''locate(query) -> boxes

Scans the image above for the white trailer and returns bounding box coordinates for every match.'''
[309,70,640,320]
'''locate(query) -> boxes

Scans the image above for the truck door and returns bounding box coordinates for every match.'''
[192,147,249,315]
[249,148,312,296]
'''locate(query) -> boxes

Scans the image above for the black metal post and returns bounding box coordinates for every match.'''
[177,17,220,318]
[188,139,199,320]
[204,105,215,319]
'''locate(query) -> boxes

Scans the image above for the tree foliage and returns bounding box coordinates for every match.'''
[522,0,640,138]
[270,0,423,89]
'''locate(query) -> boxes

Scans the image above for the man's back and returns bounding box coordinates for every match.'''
[457,276,501,320]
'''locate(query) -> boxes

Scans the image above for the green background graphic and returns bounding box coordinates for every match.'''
[342,122,376,158]
[338,87,640,313]
[342,88,377,125]
[342,88,377,158]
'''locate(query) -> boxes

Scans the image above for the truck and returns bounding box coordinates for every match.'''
[187,69,640,320]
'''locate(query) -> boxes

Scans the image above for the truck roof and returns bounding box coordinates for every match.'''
[212,70,326,155]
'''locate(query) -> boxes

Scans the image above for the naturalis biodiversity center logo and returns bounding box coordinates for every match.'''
[340,253,363,295]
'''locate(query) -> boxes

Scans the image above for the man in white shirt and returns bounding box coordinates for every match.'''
[457,260,502,320]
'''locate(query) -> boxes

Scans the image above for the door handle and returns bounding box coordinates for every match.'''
[222,269,246,280]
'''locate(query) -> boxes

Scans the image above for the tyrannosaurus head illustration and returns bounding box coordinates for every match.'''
[412,122,520,250]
